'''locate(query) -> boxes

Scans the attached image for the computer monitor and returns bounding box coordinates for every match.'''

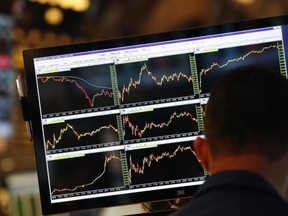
[22,15,288,215]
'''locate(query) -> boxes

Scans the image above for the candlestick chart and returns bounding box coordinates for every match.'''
[37,65,114,115]
[44,115,119,153]
[127,141,205,185]
[123,104,199,141]
[116,54,194,105]
[196,42,283,95]
[49,150,125,197]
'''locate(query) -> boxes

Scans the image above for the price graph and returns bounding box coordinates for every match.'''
[127,141,204,185]
[196,42,283,95]
[44,115,119,152]
[123,104,199,141]
[49,150,125,196]
[116,54,194,105]
[37,65,114,115]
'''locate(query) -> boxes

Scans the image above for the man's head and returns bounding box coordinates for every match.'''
[202,65,288,161]
[194,65,288,197]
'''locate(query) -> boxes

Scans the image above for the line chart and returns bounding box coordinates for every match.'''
[116,54,194,105]
[127,141,205,185]
[122,104,199,141]
[37,64,114,115]
[39,76,113,107]
[196,42,283,95]
[44,115,119,153]
[49,151,125,196]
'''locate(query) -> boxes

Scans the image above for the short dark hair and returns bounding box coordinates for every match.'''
[204,65,288,160]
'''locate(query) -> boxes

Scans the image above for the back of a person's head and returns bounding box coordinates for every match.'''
[204,65,288,160]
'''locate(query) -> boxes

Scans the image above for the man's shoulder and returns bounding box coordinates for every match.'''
[170,171,288,216]
[170,194,288,216]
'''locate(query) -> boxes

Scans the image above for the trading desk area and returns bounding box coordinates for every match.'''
[19,15,288,215]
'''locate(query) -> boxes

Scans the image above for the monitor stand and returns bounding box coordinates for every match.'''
[126,198,191,215]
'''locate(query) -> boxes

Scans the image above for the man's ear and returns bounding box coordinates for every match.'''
[194,137,211,172]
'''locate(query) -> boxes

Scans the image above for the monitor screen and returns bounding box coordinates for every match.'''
[22,15,288,215]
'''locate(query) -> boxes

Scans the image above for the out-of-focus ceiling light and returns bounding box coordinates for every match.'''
[30,0,90,12]
[60,0,90,12]
[235,0,255,5]
[44,7,64,25]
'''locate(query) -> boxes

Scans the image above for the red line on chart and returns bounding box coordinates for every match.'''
[39,76,113,107]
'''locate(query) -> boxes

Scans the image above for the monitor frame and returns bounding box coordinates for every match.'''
[22,15,288,215]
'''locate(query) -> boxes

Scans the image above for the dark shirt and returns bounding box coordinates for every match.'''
[170,170,288,216]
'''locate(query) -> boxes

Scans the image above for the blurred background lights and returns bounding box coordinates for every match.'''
[30,0,90,12]
[44,7,63,25]
[235,0,255,5]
